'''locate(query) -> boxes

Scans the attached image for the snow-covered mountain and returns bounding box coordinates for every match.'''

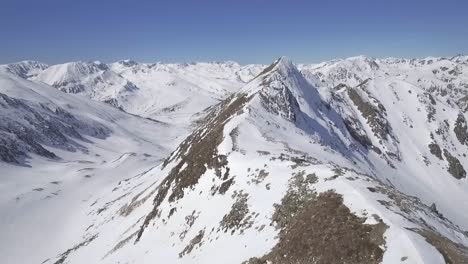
[31,61,139,107]
[4,60,264,126]
[0,67,185,263]
[107,60,263,124]
[1,56,468,264]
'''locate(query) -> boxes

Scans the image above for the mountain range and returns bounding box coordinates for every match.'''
[1,55,468,264]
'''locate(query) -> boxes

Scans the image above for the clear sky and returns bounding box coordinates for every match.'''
[1,0,467,64]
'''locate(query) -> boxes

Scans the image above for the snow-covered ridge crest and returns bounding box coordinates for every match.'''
[39,57,465,264]
[2,55,468,264]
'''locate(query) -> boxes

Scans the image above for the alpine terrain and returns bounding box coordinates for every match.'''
[1,55,468,264]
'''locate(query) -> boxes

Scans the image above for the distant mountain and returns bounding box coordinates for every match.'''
[31,61,138,108]
[1,60,49,78]
[5,60,264,125]
[0,65,183,264]
[1,56,468,264]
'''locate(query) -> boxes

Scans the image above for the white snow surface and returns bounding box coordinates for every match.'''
[1,55,468,264]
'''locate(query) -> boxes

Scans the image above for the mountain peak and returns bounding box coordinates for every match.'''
[276,56,293,65]
[252,56,298,81]
[272,56,296,72]
[240,56,324,123]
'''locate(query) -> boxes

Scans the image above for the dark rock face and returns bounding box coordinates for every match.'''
[347,87,391,141]
[429,142,443,160]
[458,95,468,113]
[0,135,27,163]
[344,117,372,147]
[443,149,466,179]
[259,78,300,122]
[454,113,468,145]
[257,59,303,122]
[0,92,110,164]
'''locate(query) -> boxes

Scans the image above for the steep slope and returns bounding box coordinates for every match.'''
[35,57,468,264]
[0,69,185,264]
[0,90,110,164]
[301,56,468,227]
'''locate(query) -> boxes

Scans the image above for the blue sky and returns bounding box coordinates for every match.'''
[1,0,467,64]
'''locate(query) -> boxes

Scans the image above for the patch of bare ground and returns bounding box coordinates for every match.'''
[119,181,159,217]
[270,152,320,170]
[271,170,318,229]
[96,192,131,215]
[179,210,200,240]
[413,228,468,264]
[248,169,269,185]
[136,94,250,242]
[52,235,97,264]
[325,167,346,181]
[103,231,139,259]
[179,229,205,258]
[219,191,255,235]
[246,191,387,264]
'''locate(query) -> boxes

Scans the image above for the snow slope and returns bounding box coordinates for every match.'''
[301,55,468,227]
[108,61,263,124]
[4,60,264,126]
[1,56,468,264]
[0,69,184,264]
[6,57,462,264]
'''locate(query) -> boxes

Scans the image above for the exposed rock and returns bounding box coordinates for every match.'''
[259,78,300,121]
[344,117,372,147]
[271,170,318,230]
[0,92,110,164]
[53,235,98,264]
[219,192,253,234]
[454,113,468,145]
[416,229,468,264]
[218,177,235,195]
[429,142,443,160]
[246,191,388,264]
[136,94,250,241]
[179,229,205,258]
[444,149,466,179]
[347,87,391,141]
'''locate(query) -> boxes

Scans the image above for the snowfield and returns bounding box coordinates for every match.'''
[1,55,468,264]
